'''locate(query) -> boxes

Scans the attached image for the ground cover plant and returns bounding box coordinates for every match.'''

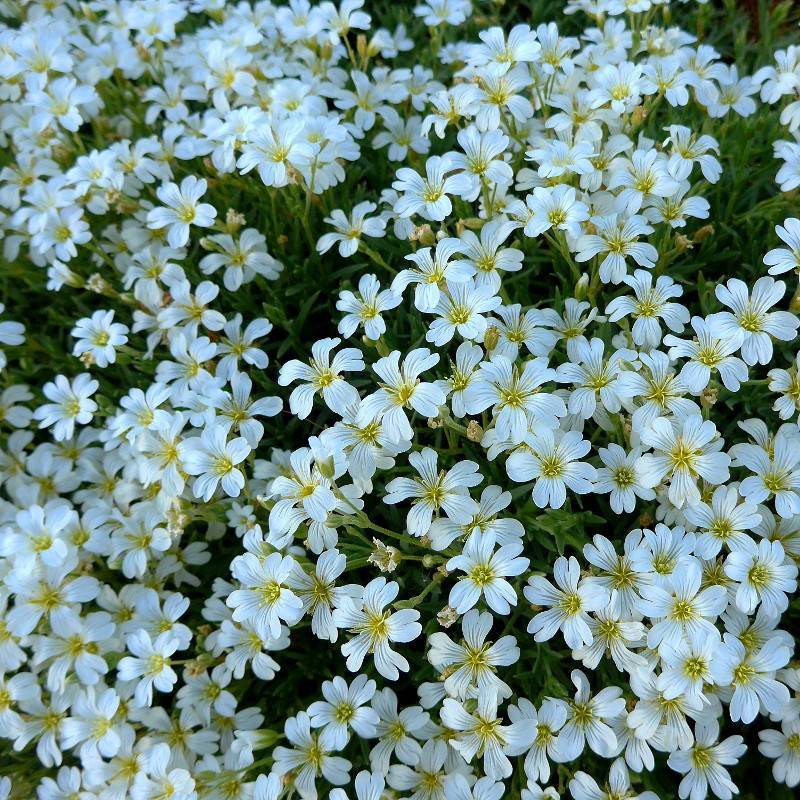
[1,0,800,798]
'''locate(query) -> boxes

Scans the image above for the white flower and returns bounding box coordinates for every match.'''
[724,537,798,615]
[594,444,655,514]
[384,448,481,537]
[308,674,379,750]
[362,348,445,443]
[392,155,472,222]
[735,428,800,518]
[132,743,195,800]
[709,276,799,366]
[237,119,314,188]
[684,485,762,559]
[392,237,469,312]
[117,630,180,708]
[608,148,680,214]
[427,609,519,701]
[465,355,565,445]
[711,636,792,723]
[317,201,387,257]
[764,217,800,275]
[446,531,529,615]
[575,214,658,284]
[506,429,596,509]
[336,274,401,340]
[524,556,608,649]
[759,716,800,789]
[664,316,749,393]
[369,688,429,773]
[288,548,352,642]
[556,670,624,761]
[441,690,534,780]
[523,185,589,239]
[181,424,251,501]
[638,560,727,653]
[469,23,541,76]
[279,337,364,419]
[272,711,351,799]
[507,697,566,784]
[556,337,636,420]
[570,759,658,800]
[60,686,121,760]
[768,351,800,420]
[146,176,216,248]
[449,218,523,292]
[70,309,128,367]
[227,552,304,639]
[426,280,501,346]
[638,415,730,509]
[605,270,689,349]
[332,577,422,680]
[33,373,98,442]
[446,126,513,202]
[657,628,720,706]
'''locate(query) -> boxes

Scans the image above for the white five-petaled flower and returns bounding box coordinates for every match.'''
[506,429,596,509]
[317,201,387,257]
[525,556,609,649]
[336,273,401,340]
[446,531,529,615]
[362,348,445,443]
[279,337,364,419]
[709,276,799,366]
[181,423,251,501]
[392,154,472,221]
[33,373,98,442]
[384,447,481,537]
[465,355,565,445]
[638,415,730,509]
[146,176,217,248]
[332,577,422,680]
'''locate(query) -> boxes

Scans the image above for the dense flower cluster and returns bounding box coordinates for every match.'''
[1,1,800,799]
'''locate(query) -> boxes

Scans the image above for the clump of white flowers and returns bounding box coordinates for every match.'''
[1,1,800,799]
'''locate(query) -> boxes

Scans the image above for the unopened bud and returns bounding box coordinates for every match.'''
[466,420,484,442]
[693,224,714,242]
[456,217,483,235]
[638,511,654,528]
[574,272,590,300]
[483,326,500,351]
[422,554,437,568]
[356,34,368,62]
[790,283,800,314]
[410,224,435,246]
[316,455,336,480]
[675,233,693,252]
[630,105,647,127]
[277,234,289,248]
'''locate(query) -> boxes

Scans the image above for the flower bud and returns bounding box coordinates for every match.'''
[483,326,500,352]
[466,420,484,442]
[693,224,714,242]
[574,272,590,300]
